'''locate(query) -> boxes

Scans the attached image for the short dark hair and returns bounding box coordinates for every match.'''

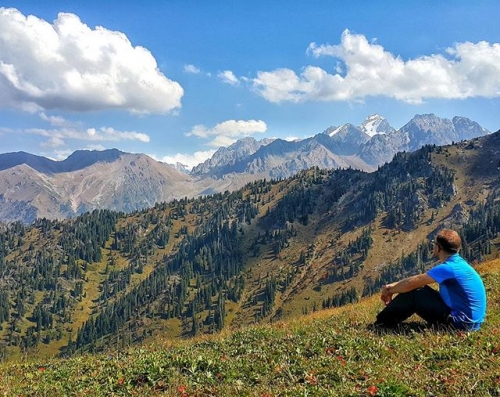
[436,229,461,253]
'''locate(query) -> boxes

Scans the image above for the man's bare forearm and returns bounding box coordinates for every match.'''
[384,273,435,294]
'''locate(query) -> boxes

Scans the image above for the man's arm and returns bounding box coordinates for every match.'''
[381,273,436,305]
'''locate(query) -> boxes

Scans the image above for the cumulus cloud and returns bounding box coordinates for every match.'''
[218,70,240,86]
[26,125,150,148]
[252,29,500,104]
[0,7,183,114]
[184,64,201,74]
[159,150,216,170]
[186,119,267,147]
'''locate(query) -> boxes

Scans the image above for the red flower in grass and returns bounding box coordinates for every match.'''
[117,377,125,386]
[367,385,378,396]
[178,385,188,396]
[38,367,45,372]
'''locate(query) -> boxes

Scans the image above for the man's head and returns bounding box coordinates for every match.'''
[435,229,462,254]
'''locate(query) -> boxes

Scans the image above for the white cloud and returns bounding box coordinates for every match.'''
[26,125,150,148]
[159,150,216,170]
[50,149,73,160]
[0,8,183,114]
[283,136,302,142]
[218,70,240,86]
[39,112,78,128]
[184,64,201,74]
[85,144,106,151]
[186,119,267,147]
[209,135,237,148]
[252,29,500,104]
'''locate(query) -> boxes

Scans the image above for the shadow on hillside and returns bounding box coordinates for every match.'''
[366,321,455,335]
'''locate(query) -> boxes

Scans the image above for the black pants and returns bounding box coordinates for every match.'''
[375,286,453,328]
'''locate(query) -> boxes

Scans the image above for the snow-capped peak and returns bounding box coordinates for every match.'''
[361,114,393,137]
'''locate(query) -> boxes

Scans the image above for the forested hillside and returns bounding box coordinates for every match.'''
[0,132,499,362]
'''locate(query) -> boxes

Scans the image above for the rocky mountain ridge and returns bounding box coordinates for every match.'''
[0,113,492,224]
[193,113,490,178]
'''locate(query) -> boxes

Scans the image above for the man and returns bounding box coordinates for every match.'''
[374,229,487,331]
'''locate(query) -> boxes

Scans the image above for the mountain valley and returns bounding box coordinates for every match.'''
[0,128,499,362]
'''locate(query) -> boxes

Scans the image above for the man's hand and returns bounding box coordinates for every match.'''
[381,285,393,306]
[379,274,435,307]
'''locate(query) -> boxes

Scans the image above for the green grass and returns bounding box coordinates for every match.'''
[1,263,499,397]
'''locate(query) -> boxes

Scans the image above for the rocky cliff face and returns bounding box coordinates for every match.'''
[191,137,275,175]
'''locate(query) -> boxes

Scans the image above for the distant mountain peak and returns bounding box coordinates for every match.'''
[361,114,395,137]
[327,123,360,138]
[190,137,274,176]
[327,115,394,138]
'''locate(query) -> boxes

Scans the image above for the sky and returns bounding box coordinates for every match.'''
[1,1,499,169]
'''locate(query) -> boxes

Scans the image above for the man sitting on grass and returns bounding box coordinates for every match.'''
[374,228,486,331]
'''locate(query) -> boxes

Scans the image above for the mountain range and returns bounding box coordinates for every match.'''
[0,113,491,224]
[0,128,499,361]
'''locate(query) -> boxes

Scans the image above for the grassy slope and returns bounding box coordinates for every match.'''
[1,259,499,397]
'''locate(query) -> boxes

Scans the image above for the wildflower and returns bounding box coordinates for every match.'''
[117,377,125,386]
[325,347,336,355]
[305,374,318,385]
[156,380,166,389]
[178,385,188,396]
[337,355,346,365]
[220,355,228,361]
[367,385,378,396]
[38,367,45,372]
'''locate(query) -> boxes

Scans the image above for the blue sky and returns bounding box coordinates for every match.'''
[1,1,499,168]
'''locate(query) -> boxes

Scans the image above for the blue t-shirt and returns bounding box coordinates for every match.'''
[427,254,486,330]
